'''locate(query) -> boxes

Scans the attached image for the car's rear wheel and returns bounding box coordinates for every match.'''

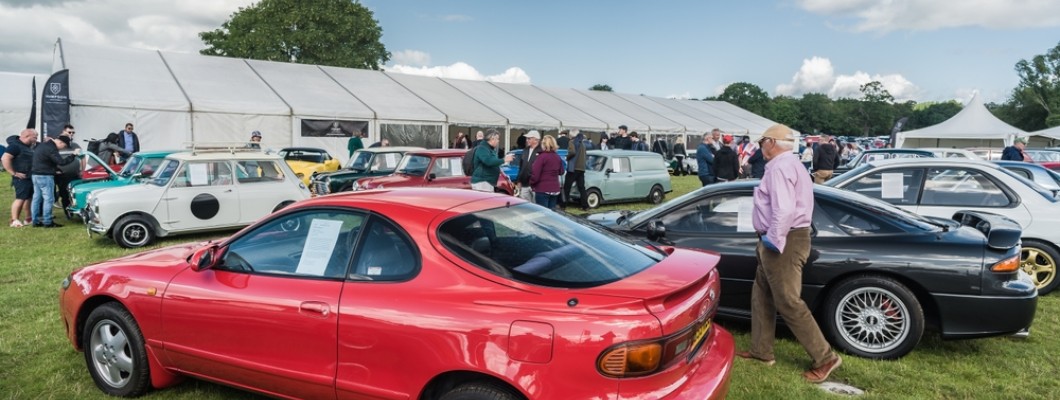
[83,303,151,397]
[114,216,154,248]
[821,275,924,359]
[585,189,602,209]
[647,184,664,204]
[1021,240,1059,295]
[441,382,522,400]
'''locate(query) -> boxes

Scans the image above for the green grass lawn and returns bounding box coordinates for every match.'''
[0,173,1057,399]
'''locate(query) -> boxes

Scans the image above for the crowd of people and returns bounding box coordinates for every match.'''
[3,123,142,228]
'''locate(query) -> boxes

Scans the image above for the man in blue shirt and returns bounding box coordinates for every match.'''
[1001,136,1030,162]
[118,122,140,158]
[696,133,716,186]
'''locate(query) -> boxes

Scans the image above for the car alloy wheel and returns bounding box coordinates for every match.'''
[648,185,664,204]
[114,217,154,248]
[1020,240,1060,295]
[822,276,924,359]
[83,303,150,397]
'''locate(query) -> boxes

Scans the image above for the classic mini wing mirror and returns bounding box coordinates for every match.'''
[428,173,437,181]
[189,244,220,272]
[605,168,613,177]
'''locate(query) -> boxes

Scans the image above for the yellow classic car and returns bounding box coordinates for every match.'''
[278,147,341,185]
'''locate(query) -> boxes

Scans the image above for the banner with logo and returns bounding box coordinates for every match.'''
[41,69,70,138]
[300,119,369,138]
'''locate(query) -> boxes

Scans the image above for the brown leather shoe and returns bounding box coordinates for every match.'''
[803,355,842,383]
[735,351,775,366]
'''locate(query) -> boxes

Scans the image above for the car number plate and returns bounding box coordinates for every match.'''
[691,319,712,350]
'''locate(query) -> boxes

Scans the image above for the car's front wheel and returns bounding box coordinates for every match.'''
[441,382,522,400]
[585,189,602,209]
[821,275,924,359]
[114,216,154,248]
[83,303,151,397]
[1021,240,1059,295]
[647,184,664,204]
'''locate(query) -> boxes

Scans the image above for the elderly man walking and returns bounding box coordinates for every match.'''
[514,130,541,201]
[737,124,841,383]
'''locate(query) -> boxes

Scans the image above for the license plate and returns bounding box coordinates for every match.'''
[691,319,712,350]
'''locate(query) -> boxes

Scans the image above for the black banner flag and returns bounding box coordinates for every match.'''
[41,69,70,138]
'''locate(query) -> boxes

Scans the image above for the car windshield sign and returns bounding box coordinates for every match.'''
[438,204,662,288]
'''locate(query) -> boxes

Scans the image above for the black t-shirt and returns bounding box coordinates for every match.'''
[4,137,34,173]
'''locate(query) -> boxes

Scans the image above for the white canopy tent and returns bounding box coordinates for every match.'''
[648,97,747,135]
[0,72,45,138]
[1030,124,1060,143]
[51,39,788,156]
[897,92,1031,148]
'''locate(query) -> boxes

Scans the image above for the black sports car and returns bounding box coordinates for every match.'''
[588,181,1037,359]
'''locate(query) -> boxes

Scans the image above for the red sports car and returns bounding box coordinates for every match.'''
[59,188,733,399]
[353,149,516,195]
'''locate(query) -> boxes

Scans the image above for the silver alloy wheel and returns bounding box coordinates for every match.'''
[89,319,134,389]
[834,286,911,354]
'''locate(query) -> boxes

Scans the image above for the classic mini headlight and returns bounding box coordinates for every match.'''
[61,274,71,290]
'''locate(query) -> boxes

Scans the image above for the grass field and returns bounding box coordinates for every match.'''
[0,173,1057,399]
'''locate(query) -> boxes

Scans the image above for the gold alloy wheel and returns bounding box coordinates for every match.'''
[1021,247,1056,290]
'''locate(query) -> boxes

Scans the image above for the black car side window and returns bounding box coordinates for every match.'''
[843,169,924,205]
[221,210,365,279]
[659,194,753,233]
[350,217,419,281]
[818,199,902,235]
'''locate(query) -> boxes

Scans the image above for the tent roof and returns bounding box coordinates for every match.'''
[322,66,445,123]
[899,92,1026,139]
[1030,124,1060,140]
[247,60,374,119]
[648,97,746,133]
[701,101,778,134]
[386,72,506,126]
[443,79,559,128]
[614,93,713,133]
[163,52,288,115]
[56,41,189,111]
[492,82,607,130]
[578,90,683,132]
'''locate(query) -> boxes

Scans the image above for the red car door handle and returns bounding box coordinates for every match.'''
[299,301,330,317]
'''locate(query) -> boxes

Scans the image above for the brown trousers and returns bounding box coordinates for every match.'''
[749,228,836,368]
[812,170,833,184]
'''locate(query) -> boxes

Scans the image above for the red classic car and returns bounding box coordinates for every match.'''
[59,188,733,399]
[353,148,516,195]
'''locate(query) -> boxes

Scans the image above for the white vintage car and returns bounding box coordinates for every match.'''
[86,149,310,248]
[826,157,1060,294]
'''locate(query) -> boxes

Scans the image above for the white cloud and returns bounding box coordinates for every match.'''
[776,56,920,101]
[667,92,693,100]
[797,0,1060,32]
[391,50,431,67]
[386,62,531,84]
[0,0,254,73]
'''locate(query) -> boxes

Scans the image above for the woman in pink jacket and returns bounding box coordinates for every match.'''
[530,135,565,209]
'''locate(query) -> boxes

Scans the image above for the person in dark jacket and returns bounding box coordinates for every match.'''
[811,135,842,184]
[672,137,688,175]
[713,136,740,182]
[3,129,38,227]
[630,132,649,151]
[556,130,570,150]
[117,122,140,158]
[515,130,541,201]
[1001,137,1031,161]
[696,133,716,186]
[611,125,632,150]
[30,135,77,227]
[531,135,564,209]
[470,129,513,192]
[563,130,591,209]
[748,147,766,179]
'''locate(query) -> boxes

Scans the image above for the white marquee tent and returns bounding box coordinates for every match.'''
[50,39,787,162]
[896,92,1037,148]
[0,72,45,138]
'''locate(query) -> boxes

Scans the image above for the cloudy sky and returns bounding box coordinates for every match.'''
[3,0,1059,103]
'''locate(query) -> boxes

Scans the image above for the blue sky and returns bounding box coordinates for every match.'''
[365,0,1060,103]
[2,0,1058,104]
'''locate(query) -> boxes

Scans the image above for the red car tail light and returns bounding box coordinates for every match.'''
[598,268,721,378]
[991,255,1020,272]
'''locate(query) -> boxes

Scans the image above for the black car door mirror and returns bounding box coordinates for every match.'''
[428,173,437,181]
[646,219,666,241]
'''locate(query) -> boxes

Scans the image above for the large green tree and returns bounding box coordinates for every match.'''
[717,82,770,116]
[990,87,1049,132]
[1015,41,1060,127]
[200,0,390,69]
[767,95,800,128]
[856,81,896,136]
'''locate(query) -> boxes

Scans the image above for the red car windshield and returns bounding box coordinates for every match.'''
[438,204,663,288]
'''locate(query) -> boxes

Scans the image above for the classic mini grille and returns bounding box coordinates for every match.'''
[312,181,329,195]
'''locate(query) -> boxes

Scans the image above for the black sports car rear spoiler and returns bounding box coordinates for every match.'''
[952,210,1022,250]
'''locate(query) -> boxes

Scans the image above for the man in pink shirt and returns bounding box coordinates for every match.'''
[737,124,841,383]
